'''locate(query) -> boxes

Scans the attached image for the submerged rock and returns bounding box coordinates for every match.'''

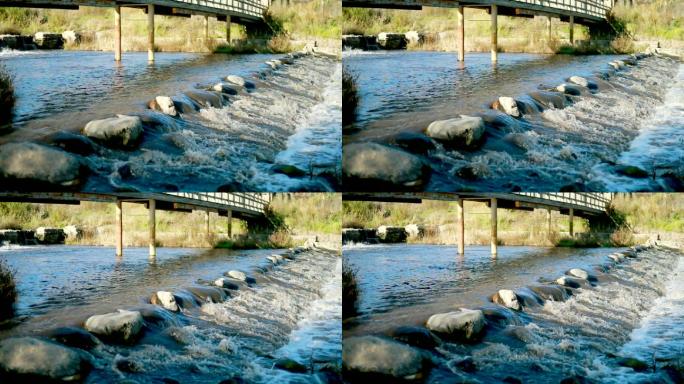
[46,326,100,350]
[425,309,486,342]
[49,131,97,155]
[492,97,520,117]
[490,289,521,310]
[185,286,229,303]
[555,83,583,96]
[479,305,521,327]
[150,291,179,312]
[214,278,240,290]
[528,91,567,109]
[225,75,255,89]
[617,357,649,372]
[425,115,486,149]
[84,309,144,344]
[615,165,649,178]
[390,326,440,349]
[388,132,436,155]
[566,268,596,282]
[212,83,239,95]
[83,115,143,148]
[0,337,89,381]
[343,142,430,189]
[528,285,569,301]
[148,96,178,117]
[271,164,307,178]
[555,276,588,289]
[185,90,223,108]
[274,358,308,373]
[343,336,425,379]
[0,142,84,188]
[455,357,476,373]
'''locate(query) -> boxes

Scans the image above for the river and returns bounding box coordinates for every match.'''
[0,49,341,191]
[343,51,683,191]
[0,244,341,383]
[343,243,683,382]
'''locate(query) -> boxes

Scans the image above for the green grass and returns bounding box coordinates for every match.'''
[612,1,684,41]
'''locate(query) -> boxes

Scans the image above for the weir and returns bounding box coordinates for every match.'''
[343,192,613,256]
[0,0,271,61]
[0,192,271,257]
[343,0,616,62]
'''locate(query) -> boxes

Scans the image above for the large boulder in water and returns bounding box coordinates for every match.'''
[0,337,90,381]
[567,76,598,90]
[490,289,521,310]
[425,309,486,342]
[377,225,407,243]
[224,270,256,284]
[491,97,520,117]
[224,75,255,89]
[555,276,589,289]
[0,142,84,188]
[83,115,143,148]
[343,142,430,190]
[84,309,144,344]
[343,336,425,380]
[35,227,65,244]
[148,96,178,117]
[425,115,485,149]
[555,83,583,96]
[185,286,229,303]
[528,91,567,109]
[150,291,179,312]
[566,268,596,282]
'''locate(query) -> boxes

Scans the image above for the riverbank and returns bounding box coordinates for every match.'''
[0,194,340,249]
[342,194,683,248]
[342,1,683,56]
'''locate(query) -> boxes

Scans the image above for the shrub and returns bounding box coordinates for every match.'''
[0,259,16,320]
[342,261,359,319]
[342,68,359,126]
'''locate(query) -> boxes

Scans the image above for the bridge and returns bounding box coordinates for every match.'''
[343,0,616,62]
[343,192,613,255]
[1,0,272,61]
[0,192,271,257]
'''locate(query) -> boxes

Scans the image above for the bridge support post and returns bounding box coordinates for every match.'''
[205,210,211,242]
[457,5,465,62]
[114,5,122,62]
[547,209,552,235]
[569,15,574,45]
[490,198,498,257]
[149,199,156,258]
[147,4,155,62]
[227,209,232,239]
[457,199,464,255]
[569,208,574,237]
[204,16,210,45]
[226,16,231,43]
[490,4,498,63]
[115,200,123,257]
[547,16,553,40]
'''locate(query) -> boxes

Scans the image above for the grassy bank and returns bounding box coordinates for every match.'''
[0,0,339,53]
[343,1,682,54]
[0,193,340,249]
[343,194,681,248]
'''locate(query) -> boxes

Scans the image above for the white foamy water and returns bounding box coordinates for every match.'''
[598,64,684,191]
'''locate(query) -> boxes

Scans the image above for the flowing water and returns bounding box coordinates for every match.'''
[343,51,683,191]
[0,49,341,191]
[343,243,683,382]
[0,244,341,383]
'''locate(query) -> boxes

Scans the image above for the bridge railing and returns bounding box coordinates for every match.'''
[168,0,271,18]
[508,0,614,19]
[514,192,612,211]
[167,193,272,213]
